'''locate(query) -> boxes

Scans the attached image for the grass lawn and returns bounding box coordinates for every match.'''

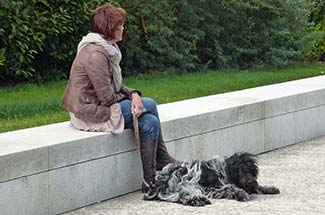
[1,63,324,133]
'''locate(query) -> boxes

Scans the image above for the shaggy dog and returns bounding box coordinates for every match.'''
[143,152,280,206]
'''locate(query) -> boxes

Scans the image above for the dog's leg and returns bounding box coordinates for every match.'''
[177,185,211,207]
[185,195,211,207]
[156,183,210,206]
[151,185,211,207]
[256,185,280,194]
[208,184,251,201]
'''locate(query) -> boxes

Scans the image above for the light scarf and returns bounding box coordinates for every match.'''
[77,32,122,92]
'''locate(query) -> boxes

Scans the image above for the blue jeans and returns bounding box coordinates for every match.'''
[119,97,160,139]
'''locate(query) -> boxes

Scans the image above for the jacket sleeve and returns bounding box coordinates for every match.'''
[85,50,124,106]
[119,84,142,99]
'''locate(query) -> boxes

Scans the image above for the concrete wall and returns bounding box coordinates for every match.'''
[1,76,325,215]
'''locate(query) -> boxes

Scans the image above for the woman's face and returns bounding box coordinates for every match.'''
[114,24,124,43]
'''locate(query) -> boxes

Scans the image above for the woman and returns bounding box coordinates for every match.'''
[61,4,176,192]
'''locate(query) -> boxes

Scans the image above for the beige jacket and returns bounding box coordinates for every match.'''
[61,44,140,123]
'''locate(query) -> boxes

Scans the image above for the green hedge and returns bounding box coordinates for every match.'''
[0,0,315,83]
[0,0,107,83]
[302,0,325,62]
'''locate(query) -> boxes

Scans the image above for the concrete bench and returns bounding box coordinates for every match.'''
[1,75,325,215]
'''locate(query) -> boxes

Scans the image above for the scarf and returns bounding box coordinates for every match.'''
[77,32,122,92]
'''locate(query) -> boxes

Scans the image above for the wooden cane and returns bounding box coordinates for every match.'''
[133,113,140,146]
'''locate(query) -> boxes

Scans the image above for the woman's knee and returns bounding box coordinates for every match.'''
[142,97,157,109]
[141,97,158,116]
[138,114,159,139]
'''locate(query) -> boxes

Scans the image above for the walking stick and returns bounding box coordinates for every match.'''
[133,113,140,146]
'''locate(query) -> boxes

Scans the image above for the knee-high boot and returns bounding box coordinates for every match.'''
[140,137,158,193]
[156,130,177,171]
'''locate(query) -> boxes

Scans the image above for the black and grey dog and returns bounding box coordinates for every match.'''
[143,152,280,206]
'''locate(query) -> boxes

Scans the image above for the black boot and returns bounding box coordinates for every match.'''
[140,137,158,193]
[156,130,177,171]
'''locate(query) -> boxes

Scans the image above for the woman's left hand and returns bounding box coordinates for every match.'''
[131,92,143,117]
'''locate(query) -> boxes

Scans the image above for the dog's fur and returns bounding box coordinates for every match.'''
[143,152,280,206]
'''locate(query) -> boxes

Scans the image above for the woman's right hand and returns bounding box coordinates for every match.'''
[131,92,143,117]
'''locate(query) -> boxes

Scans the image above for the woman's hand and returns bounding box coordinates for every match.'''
[131,92,143,117]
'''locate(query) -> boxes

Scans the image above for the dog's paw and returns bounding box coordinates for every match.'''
[234,190,251,202]
[187,196,211,207]
[257,186,280,195]
[265,186,280,194]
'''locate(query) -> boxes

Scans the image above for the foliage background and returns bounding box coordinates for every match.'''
[302,0,325,61]
[0,0,323,84]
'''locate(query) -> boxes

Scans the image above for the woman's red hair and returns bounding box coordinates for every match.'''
[89,4,126,40]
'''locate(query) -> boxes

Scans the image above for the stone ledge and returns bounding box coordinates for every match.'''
[1,75,325,215]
